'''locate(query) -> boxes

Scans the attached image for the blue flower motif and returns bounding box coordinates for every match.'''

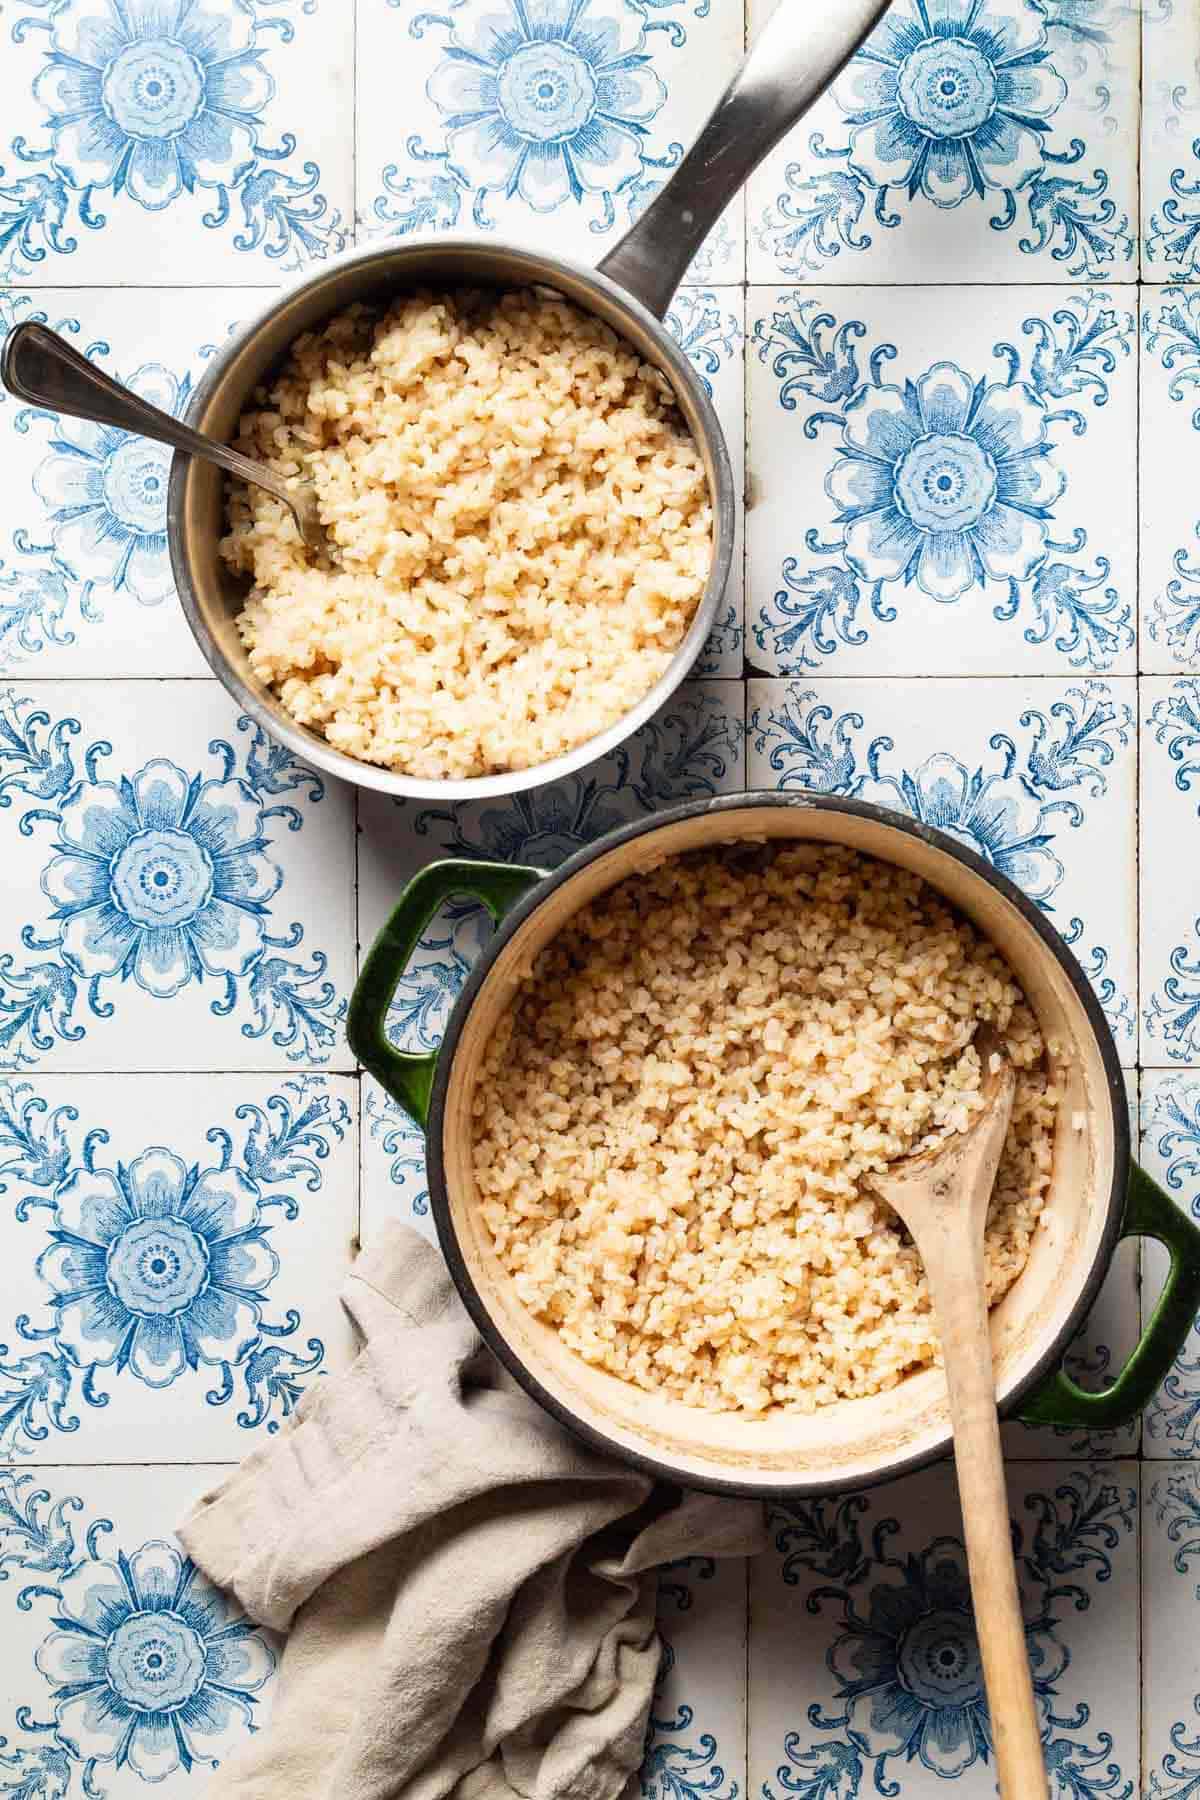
[42,755,279,1001]
[838,0,1067,208]
[37,1145,277,1389]
[883,750,1064,901]
[32,363,188,606]
[825,1542,1043,1781]
[32,0,274,213]
[34,1539,274,1780]
[830,361,1062,601]
[424,0,666,212]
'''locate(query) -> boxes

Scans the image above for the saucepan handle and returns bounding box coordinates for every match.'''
[348,858,544,1126]
[597,0,892,318]
[1017,1163,1200,1429]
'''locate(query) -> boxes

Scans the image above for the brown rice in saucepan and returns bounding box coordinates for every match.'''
[470,845,1057,1415]
[220,289,712,780]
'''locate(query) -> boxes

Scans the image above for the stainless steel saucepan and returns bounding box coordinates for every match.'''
[2,0,891,802]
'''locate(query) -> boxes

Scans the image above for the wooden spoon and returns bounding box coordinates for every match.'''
[869,1026,1048,1800]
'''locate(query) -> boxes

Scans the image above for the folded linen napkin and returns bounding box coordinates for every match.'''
[180,1223,766,1800]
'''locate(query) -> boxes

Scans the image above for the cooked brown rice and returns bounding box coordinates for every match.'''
[470,845,1057,1415]
[221,289,712,780]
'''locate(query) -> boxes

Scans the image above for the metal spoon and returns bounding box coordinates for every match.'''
[868,1026,1048,1800]
[1,320,328,555]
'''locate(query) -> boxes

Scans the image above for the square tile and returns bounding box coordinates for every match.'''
[1002,1070,1141,1460]
[0,681,355,1072]
[0,1462,277,1796]
[1140,677,1200,1064]
[746,0,1138,286]
[1144,1465,1200,1792]
[747,676,1139,1060]
[647,1557,747,1800]
[1141,288,1200,671]
[0,290,248,680]
[0,0,352,285]
[355,0,744,283]
[0,1073,358,1464]
[746,286,1137,679]
[1140,1071,1200,1460]
[749,1463,1139,1797]
[1143,0,1200,281]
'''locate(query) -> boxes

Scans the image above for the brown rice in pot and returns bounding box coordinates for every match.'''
[470,845,1057,1415]
[220,289,712,780]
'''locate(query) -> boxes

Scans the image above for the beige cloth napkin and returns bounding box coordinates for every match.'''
[179,1223,765,1800]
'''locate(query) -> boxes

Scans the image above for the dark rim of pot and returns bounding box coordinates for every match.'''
[426,790,1130,1499]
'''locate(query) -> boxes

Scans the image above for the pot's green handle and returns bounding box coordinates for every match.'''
[348,858,544,1126]
[1017,1163,1200,1429]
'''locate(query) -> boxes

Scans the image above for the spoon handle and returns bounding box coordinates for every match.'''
[597,0,890,317]
[1,321,290,506]
[921,1236,1049,1798]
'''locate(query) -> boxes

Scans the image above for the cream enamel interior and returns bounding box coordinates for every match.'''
[438,804,1117,1493]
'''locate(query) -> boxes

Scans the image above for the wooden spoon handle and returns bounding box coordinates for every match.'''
[925,1252,1048,1798]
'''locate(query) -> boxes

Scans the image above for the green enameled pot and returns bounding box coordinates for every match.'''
[349,792,1200,1497]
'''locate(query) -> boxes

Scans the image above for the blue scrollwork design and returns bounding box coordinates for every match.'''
[0,1471,275,1787]
[751,295,1133,673]
[765,1470,1134,1798]
[1,0,343,276]
[1146,1474,1200,1796]
[756,0,1132,279]
[1145,294,1200,664]
[0,1076,347,1455]
[364,1090,429,1218]
[1145,683,1200,1060]
[0,697,345,1067]
[373,0,697,237]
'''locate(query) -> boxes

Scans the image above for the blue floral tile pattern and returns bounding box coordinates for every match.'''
[1141,290,1200,669]
[355,0,745,276]
[1144,1468,1200,1797]
[748,675,1137,1057]
[0,1074,356,1462]
[747,0,1138,284]
[0,1465,279,1792]
[1141,1073,1200,1461]
[361,1078,437,1252]
[0,0,351,283]
[0,685,353,1072]
[747,287,1136,678]
[750,1464,1139,1798]
[0,291,235,678]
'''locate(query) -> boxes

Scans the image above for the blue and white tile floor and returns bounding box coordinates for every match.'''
[0,0,1195,1791]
